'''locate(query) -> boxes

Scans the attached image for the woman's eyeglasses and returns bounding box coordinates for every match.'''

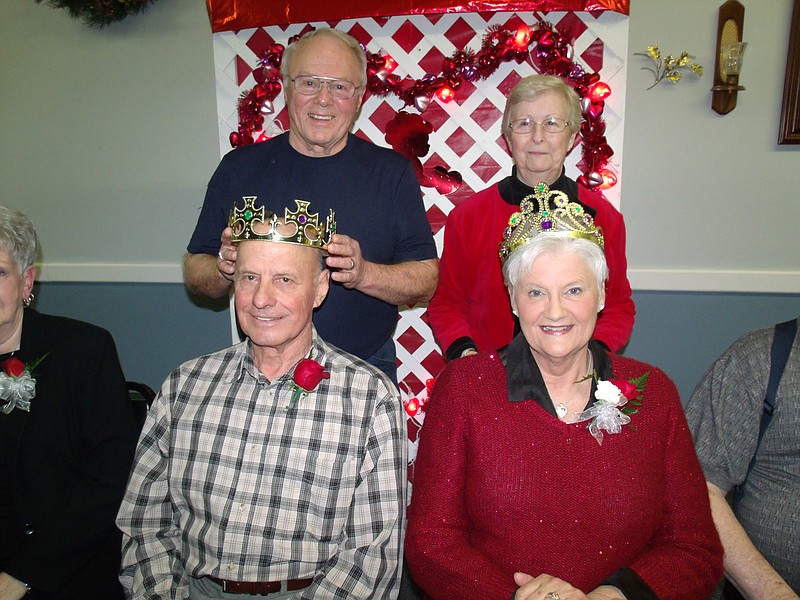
[508,117,570,134]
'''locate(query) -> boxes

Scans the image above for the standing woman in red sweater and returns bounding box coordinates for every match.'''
[406,189,721,600]
[427,75,634,361]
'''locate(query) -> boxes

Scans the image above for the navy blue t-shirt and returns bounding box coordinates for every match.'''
[188,133,437,360]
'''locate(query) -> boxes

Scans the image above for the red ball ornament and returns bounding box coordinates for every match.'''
[477,53,498,72]
[597,143,614,161]
[256,81,281,102]
[551,56,573,77]
[581,118,606,139]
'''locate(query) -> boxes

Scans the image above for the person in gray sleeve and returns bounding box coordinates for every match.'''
[685,317,799,600]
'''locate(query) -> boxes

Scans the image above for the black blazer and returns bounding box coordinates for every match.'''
[0,309,140,599]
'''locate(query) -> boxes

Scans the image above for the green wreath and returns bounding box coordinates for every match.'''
[35,0,158,28]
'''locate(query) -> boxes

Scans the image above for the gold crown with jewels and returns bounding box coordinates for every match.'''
[229,197,336,253]
[498,182,604,263]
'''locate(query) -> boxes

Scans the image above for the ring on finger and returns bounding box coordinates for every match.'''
[545,593,560,600]
[349,258,355,270]
[218,251,224,261]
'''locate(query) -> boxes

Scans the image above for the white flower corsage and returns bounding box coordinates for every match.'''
[0,354,48,414]
[572,372,650,445]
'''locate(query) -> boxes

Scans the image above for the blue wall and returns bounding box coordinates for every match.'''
[32,282,231,393]
[624,291,799,400]
[31,282,799,401]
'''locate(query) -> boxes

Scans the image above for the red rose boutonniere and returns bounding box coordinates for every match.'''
[286,357,330,411]
[4,357,26,377]
[0,353,49,414]
[573,371,650,445]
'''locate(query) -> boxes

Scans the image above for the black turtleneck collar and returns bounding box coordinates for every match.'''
[503,333,612,417]
[497,166,595,217]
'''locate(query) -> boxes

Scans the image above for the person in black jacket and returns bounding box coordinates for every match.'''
[0,205,139,600]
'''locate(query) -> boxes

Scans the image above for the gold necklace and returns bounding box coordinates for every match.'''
[554,350,594,419]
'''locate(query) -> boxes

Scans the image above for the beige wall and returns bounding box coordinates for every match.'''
[2,0,798,290]
[623,0,799,292]
[1,0,219,281]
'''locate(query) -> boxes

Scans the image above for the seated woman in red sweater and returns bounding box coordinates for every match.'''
[427,74,634,361]
[405,188,722,600]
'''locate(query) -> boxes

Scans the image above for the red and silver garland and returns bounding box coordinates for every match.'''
[231,19,617,190]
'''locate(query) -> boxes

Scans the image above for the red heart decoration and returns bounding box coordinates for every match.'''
[425,166,462,195]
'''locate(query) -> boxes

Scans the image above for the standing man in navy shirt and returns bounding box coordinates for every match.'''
[184,27,438,382]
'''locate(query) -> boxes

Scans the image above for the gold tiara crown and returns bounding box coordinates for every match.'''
[229,197,336,253]
[498,182,604,263]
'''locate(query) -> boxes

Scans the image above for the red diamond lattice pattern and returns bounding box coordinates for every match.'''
[213,12,627,477]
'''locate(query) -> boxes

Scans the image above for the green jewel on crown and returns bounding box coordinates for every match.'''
[229,196,336,253]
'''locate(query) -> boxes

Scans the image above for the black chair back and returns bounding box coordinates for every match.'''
[127,381,156,430]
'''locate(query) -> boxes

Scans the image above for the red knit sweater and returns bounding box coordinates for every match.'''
[405,351,722,600]
[427,181,634,355]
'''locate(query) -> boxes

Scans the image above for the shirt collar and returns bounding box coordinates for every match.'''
[498,166,580,207]
[234,328,328,385]
[505,334,612,417]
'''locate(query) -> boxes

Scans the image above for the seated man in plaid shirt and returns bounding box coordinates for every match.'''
[117,199,406,600]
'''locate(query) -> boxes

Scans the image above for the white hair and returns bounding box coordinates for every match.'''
[502,235,608,295]
[0,205,38,273]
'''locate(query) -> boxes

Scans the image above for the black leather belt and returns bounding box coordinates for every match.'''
[207,576,313,595]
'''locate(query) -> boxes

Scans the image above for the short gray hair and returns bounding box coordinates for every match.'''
[281,28,367,88]
[502,74,582,136]
[0,205,38,274]
[502,235,607,295]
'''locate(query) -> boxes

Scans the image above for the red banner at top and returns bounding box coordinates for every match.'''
[206,0,629,33]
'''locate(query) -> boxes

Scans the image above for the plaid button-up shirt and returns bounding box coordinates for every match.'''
[117,332,406,599]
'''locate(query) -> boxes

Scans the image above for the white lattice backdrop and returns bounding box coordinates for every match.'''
[212,12,629,468]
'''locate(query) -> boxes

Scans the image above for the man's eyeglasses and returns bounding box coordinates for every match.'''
[508,117,571,135]
[289,75,361,99]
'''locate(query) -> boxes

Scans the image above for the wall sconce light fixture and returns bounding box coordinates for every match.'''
[712,0,746,114]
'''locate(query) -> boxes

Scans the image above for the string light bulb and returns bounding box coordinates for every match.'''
[588,81,612,102]
[383,55,398,73]
[436,85,455,102]
[405,397,420,417]
[514,24,533,50]
[599,169,618,189]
